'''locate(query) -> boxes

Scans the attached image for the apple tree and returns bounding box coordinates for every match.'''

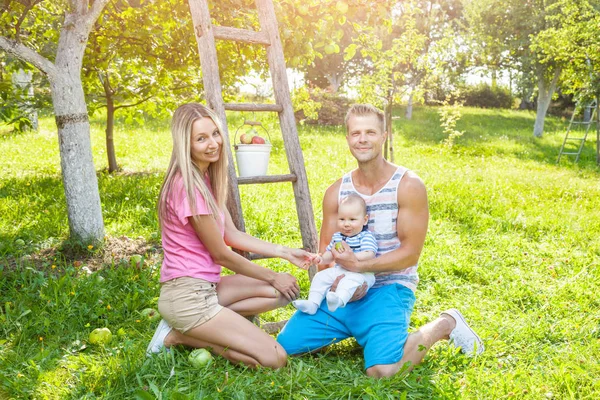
[0,0,109,243]
[83,0,201,173]
[462,0,588,137]
[532,0,600,103]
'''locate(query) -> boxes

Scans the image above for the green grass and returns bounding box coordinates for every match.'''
[1,106,600,399]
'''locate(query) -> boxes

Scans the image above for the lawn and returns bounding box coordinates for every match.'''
[1,106,599,399]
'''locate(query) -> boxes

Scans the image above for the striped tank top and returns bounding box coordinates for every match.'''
[338,166,419,292]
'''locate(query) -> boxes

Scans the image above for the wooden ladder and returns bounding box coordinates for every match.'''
[557,98,599,163]
[187,0,318,273]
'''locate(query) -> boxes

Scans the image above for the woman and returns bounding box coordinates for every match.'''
[147,103,312,368]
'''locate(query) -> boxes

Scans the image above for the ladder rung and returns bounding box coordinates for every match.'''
[561,152,580,155]
[213,26,270,46]
[262,320,288,334]
[565,137,585,141]
[571,121,595,125]
[224,103,283,112]
[237,174,297,185]
[248,252,273,260]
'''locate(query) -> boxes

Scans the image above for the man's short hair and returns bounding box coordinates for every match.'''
[344,104,385,133]
[340,193,367,216]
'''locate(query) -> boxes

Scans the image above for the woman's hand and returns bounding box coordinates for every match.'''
[281,247,316,270]
[311,254,323,266]
[271,272,300,302]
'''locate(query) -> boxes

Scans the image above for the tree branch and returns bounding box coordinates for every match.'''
[0,36,56,78]
[114,95,154,111]
[14,0,44,42]
[84,0,109,26]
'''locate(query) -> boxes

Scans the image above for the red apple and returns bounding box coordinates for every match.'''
[251,136,266,144]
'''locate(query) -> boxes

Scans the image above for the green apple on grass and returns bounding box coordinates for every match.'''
[189,348,213,368]
[140,307,161,322]
[89,327,112,345]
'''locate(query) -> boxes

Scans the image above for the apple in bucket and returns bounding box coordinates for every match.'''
[251,136,266,144]
[240,133,254,144]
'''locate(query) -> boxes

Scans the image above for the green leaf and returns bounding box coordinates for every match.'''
[133,390,154,400]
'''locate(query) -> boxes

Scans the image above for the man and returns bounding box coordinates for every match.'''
[277,104,484,378]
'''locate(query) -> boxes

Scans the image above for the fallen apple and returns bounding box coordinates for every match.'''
[140,307,161,322]
[130,254,143,266]
[334,241,344,252]
[89,327,112,345]
[240,133,253,144]
[251,135,266,144]
[14,239,25,247]
[188,348,213,368]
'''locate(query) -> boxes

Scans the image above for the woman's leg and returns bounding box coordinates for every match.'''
[216,274,289,316]
[165,307,287,369]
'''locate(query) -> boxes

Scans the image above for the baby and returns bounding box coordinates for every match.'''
[293,194,377,315]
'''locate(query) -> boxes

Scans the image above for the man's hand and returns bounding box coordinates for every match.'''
[332,241,361,272]
[271,272,300,302]
[330,274,368,301]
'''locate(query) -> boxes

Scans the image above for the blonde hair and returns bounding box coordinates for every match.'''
[340,194,367,216]
[158,103,228,227]
[344,104,385,133]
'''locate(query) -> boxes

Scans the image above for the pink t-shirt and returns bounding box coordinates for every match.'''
[160,177,224,283]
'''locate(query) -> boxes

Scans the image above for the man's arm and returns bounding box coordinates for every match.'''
[334,172,429,273]
[354,250,376,261]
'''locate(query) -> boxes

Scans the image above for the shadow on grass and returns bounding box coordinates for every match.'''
[393,106,599,171]
[0,171,163,256]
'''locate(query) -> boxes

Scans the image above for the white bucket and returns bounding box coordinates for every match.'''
[234,144,272,177]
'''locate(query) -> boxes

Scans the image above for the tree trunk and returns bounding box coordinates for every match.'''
[101,73,119,173]
[106,97,118,173]
[384,100,393,163]
[52,15,104,242]
[325,72,342,93]
[12,68,38,130]
[533,68,561,138]
[406,85,414,120]
[49,72,104,242]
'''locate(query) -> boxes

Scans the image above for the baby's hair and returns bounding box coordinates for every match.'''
[339,194,367,216]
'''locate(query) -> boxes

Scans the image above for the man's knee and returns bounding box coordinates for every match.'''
[277,329,313,356]
[366,363,400,378]
[276,329,295,354]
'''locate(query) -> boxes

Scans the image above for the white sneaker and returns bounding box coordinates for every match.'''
[146,319,172,357]
[441,308,484,356]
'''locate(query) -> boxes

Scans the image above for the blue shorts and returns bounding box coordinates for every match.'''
[277,283,415,370]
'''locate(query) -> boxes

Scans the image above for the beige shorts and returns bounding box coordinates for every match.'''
[158,276,223,333]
